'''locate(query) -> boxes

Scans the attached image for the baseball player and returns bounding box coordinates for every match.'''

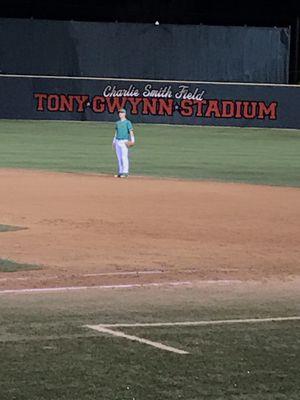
[112,108,135,178]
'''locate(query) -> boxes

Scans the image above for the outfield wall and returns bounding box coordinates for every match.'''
[1,75,300,129]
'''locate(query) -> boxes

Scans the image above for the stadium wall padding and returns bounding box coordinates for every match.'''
[0,18,290,84]
[1,76,300,128]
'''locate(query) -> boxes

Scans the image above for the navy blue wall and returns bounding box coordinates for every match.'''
[0,18,290,83]
[1,76,299,128]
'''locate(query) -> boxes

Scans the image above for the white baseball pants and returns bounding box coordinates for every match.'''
[115,140,129,174]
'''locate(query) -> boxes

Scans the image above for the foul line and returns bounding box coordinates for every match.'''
[85,325,189,355]
[84,316,300,355]
[0,279,244,295]
[98,316,300,328]
[0,269,165,282]
[0,280,193,294]
[82,270,163,277]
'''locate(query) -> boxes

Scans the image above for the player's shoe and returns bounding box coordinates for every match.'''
[114,174,121,178]
[119,174,128,178]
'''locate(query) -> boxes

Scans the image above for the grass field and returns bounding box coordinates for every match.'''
[0,258,41,272]
[0,224,26,233]
[0,119,299,186]
[1,118,300,399]
[1,282,300,400]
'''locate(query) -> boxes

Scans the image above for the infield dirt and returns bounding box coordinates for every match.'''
[0,169,299,290]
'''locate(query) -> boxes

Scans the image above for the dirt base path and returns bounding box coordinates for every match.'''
[0,169,299,289]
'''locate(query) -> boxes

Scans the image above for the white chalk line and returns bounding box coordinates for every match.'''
[85,325,189,355]
[84,316,300,355]
[0,280,195,294]
[82,270,163,277]
[0,278,244,295]
[99,316,300,328]
[0,269,165,282]
[0,268,243,283]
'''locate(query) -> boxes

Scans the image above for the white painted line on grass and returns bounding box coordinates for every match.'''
[84,316,300,355]
[100,316,300,328]
[0,280,193,294]
[85,325,189,355]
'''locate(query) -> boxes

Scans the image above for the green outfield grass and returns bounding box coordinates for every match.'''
[0,258,42,272]
[0,224,26,233]
[0,284,299,400]
[0,119,299,186]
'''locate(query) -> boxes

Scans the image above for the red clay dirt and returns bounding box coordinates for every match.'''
[0,169,299,290]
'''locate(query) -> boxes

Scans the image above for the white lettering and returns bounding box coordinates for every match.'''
[143,84,173,98]
[175,85,205,101]
[103,85,140,97]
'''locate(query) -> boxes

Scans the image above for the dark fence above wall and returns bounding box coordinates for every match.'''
[0,18,290,84]
[1,75,299,128]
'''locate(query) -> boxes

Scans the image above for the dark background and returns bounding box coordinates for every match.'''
[0,19,290,83]
[1,0,299,83]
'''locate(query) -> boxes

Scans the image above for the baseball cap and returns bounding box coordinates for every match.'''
[118,108,126,114]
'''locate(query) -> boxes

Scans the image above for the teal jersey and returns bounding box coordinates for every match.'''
[115,119,133,140]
